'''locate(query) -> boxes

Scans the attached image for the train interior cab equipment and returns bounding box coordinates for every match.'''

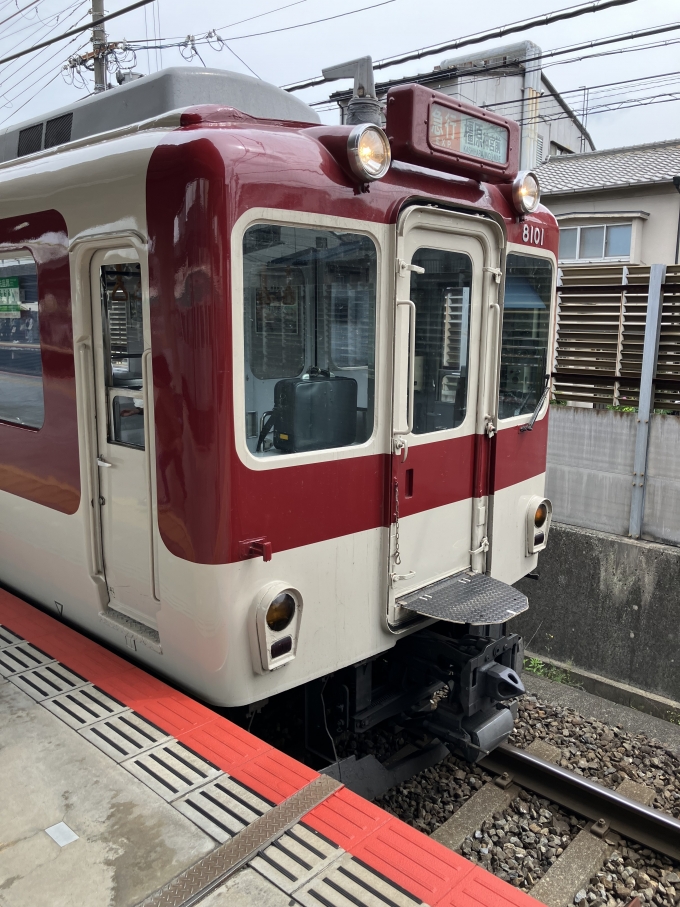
[0,62,557,766]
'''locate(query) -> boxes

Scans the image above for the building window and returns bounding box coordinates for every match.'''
[0,253,43,429]
[558,223,632,261]
[549,141,573,157]
[243,224,377,456]
[536,135,544,166]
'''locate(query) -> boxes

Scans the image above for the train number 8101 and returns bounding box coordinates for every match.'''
[523,224,545,245]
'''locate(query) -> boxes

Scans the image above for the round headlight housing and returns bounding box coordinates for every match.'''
[512,170,541,214]
[347,124,391,182]
[266,592,296,632]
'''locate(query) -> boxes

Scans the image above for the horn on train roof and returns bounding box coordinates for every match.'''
[322,56,382,126]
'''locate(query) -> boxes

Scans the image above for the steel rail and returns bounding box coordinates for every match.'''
[479,743,680,860]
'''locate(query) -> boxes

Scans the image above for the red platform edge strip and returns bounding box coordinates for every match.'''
[0,590,540,907]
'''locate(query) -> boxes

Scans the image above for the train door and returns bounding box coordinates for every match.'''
[90,248,159,627]
[388,207,502,626]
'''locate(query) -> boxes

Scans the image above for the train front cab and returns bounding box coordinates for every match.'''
[221,196,556,761]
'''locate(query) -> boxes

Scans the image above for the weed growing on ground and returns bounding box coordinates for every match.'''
[523,657,580,687]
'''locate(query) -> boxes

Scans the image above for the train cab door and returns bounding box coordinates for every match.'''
[388,206,502,627]
[90,248,159,628]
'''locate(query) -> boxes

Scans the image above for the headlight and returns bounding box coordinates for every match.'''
[347,124,391,181]
[512,170,541,214]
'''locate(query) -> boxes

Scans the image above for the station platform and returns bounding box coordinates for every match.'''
[0,588,540,907]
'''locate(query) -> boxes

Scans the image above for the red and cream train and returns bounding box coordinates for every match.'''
[0,64,555,761]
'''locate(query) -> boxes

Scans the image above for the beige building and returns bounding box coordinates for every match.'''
[332,41,594,170]
[538,139,680,266]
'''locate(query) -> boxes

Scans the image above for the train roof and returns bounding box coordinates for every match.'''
[0,67,320,163]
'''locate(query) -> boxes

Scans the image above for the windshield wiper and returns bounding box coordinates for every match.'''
[519,378,550,433]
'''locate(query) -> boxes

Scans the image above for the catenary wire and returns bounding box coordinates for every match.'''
[0,0,155,68]
[0,0,86,44]
[0,5,91,92]
[282,0,644,91]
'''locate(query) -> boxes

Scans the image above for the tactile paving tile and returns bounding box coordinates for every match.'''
[11,662,87,701]
[123,740,222,802]
[174,774,273,843]
[251,822,340,894]
[0,625,23,649]
[80,711,171,762]
[293,853,428,907]
[0,641,54,677]
[43,684,129,728]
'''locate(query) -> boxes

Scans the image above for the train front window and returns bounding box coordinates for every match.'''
[498,254,552,420]
[243,224,377,456]
[410,248,473,434]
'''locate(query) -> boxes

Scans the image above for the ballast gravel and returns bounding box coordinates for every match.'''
[577,845,680,907]
[511,696,680,820]
[372,693,680,898]
[459,792,583,890]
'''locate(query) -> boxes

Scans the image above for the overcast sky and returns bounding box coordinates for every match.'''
[0,0,678,150]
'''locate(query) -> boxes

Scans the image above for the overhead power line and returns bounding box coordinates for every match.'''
[283,0,644,92]
[0,0,155,68]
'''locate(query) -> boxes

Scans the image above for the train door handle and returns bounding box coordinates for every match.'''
[97,457,112,468]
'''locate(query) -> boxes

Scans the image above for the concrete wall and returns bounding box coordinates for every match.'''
[546,183,680,265]
[545,406,680,546]
[514,523,680,703]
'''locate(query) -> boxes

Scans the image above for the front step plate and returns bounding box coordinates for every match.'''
[396,571,528,625]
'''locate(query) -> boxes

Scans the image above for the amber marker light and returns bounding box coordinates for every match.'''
[512,170,541,214]
[266,591,296,632]
[347,124,391,181]
[535,502,548,528]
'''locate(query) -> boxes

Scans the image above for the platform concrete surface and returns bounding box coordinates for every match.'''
[0,679,214,907]
[524,672,680,755]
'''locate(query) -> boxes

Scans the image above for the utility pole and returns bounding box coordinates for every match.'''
[92,0,107,93]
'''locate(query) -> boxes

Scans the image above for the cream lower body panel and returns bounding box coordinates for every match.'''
[489,473,547,585]
[0,486,398,705]
[154,526,395,706]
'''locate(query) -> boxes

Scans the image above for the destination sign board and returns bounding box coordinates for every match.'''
[428,103,509,165]
[385,84,520,183]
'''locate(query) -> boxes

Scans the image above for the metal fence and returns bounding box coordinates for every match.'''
[552,262,680,410]
[545,405,680,546]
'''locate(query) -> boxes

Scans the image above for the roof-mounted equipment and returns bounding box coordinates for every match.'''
[322,56,382,126]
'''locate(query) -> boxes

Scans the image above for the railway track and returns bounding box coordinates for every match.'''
[479,743,680,861]
[418,738,680,907]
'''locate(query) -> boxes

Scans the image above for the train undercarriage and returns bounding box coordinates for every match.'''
[304,621,526,778]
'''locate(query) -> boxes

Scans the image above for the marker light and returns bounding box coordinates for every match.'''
[266,592,296,632]
[512,170,541,214]
[347,124,391,181]
[534,502,548,528]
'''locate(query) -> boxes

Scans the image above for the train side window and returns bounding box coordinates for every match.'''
[243,224,377,456]
[99,263,146,449]
[498,254,552,420]
[0,252,43,429]
[409,248,473,434]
